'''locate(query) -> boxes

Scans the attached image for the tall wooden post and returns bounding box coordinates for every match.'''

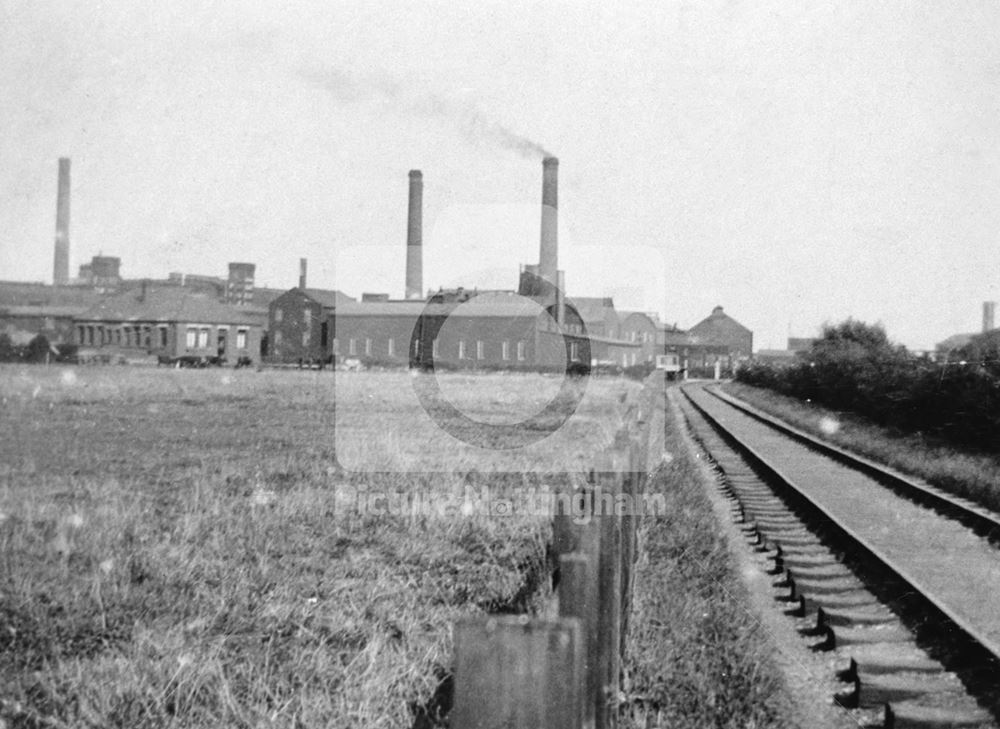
[452,616,584,729]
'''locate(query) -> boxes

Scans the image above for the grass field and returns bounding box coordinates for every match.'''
[724,381,1000,513]
[0,365,638,728]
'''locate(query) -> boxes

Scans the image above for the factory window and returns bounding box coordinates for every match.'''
[186,327,197,348]
[320,322,328,349]
[432,339,439,358]
[274,308,283,323]
[159,327,168,348]
[349,338,357,355]
[570,342,580,362]
[198,328,210,348]
[458,340,466,359]
[144,327,152,348]
[387,338,395,357]
[274,331,282,347]
[302,331,310,346]
[364,338,372,355]
[303,308,311,326]
[412,339,420,357]
[517,341,526,361]
[502,341,510,360]
[476,341,484,360]
[236,329,247,349]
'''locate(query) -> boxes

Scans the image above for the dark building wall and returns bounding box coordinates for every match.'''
[334,313,420,363]
[267,289,329,362]
[620,313,658,363]
[74,320,259,361]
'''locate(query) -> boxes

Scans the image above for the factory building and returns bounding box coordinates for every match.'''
[73,285,262,362]
[684,306,754,375]
[268,286,355,364]
[3,156,755,372]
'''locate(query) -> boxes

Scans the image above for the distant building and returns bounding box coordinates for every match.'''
[0,282,100,345]
[267,287,356,364]
[686,306,754,375]
[74,286,263,363]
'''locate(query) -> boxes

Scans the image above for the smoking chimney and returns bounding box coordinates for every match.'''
[405,170,423,299]
[299,258,308,289]
[984,301,996,333]
[539,157,558,291]
[53,158,71,286]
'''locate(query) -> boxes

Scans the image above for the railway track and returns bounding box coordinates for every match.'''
[676,383,1000,729]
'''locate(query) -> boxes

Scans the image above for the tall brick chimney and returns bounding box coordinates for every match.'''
[539,157,558,291]
[299,258,307,289]
[984,301,995,333]
[53,158,71,286]
[405,170,423,299]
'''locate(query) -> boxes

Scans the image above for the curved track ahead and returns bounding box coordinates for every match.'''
[678,383,1000,729]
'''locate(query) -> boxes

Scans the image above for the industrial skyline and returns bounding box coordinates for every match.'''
[2,2,1000,350]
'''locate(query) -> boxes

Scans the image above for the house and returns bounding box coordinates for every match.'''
[686,305,754,375]
[73,286,264,363]
[267,287,356,364]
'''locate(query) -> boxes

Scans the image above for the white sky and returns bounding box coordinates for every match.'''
[2,1,999,350]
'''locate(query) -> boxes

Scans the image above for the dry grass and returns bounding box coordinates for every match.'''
[723,382,1000,513]
[620,385,793,729]
[0,365,638,728]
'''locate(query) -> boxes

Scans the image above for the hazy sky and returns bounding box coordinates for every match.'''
[2,1,999,350]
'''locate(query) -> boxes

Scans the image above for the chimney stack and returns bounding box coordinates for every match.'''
[405,170,423,299]
[299,258,308,289]
[53,158,71,286]
[984,301,996,333]
[539,157,558,292]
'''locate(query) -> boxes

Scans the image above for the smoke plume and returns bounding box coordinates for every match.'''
[300,67,551,159]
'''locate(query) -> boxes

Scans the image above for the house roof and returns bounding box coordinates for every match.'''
[302,288,356,309]
[568,297,617,324]
[0,304,91,318]
[336,291,542,319]
[688,305,752,344]
[76,287,263,325]
[0,281,101,309]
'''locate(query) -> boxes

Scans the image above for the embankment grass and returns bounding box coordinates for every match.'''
[0,366,636,728]
[723,381,1000,513]
[621,386,793,729]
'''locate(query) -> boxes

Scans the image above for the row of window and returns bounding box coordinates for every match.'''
[181,327,247,350]
[333,337,537,361]
[272,307,311,325]
[78,324,167,348]
[77,324,246,350]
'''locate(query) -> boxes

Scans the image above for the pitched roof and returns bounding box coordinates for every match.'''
[76,287,263,325]
[0,281,101,309]
[568,296,617,324]
[688,305,752,343]
[336,291,542,319]
[302,288,356,308]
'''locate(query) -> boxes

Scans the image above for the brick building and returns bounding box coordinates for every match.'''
[267,287,355,364]
[74,286,263,363]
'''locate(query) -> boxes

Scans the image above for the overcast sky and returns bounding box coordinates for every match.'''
[2,1,999,350]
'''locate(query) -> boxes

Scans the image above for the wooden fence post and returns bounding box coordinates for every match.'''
[559,538,601,729]
[451,616,584,729]
[595,470,622,729]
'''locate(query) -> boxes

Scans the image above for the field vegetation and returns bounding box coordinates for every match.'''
[0,364,812,728]
[0,366,637,728]
[737,320,1000,452]
[622,395,796,729]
